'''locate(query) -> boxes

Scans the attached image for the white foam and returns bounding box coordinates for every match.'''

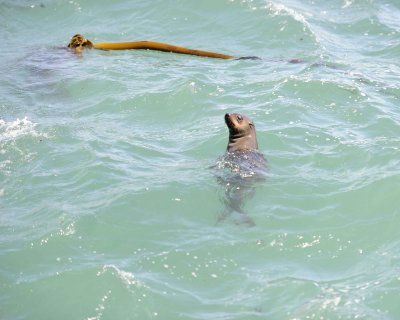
[342,0,353,9]
[267,2,308,25]
[98,264,145,288]
[267,1,320,44]
[0,117,47,142]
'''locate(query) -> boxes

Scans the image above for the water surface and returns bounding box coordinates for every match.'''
[1,0,400,319]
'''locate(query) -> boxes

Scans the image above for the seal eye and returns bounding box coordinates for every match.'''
[236,115,243,122]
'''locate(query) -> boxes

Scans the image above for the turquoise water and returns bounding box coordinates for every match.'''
[1,0,400,319]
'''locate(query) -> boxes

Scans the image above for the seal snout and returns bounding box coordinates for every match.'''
[225,113,233,128]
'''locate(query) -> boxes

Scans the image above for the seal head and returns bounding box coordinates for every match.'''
[225,113,258,152]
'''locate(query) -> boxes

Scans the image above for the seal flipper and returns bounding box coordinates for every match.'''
[216,206,255,227]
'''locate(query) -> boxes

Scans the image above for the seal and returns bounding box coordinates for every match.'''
[215,113,267,225]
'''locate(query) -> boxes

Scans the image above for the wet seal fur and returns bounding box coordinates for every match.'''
[225,113,258,152]
[215,113,267,226]
[223,113,267,174]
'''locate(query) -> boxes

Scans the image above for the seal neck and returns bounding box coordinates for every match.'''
[227,130,258,152]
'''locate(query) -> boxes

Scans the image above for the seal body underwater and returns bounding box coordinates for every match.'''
[215,113,267,225]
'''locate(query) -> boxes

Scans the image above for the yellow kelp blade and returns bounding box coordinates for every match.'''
[68,34,234,59]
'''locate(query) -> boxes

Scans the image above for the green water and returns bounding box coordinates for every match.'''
[1,0,400,319]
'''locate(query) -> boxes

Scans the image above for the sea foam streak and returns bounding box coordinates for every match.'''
[0,117,47,142]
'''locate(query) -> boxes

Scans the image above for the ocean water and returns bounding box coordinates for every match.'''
[1,0,400,319]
